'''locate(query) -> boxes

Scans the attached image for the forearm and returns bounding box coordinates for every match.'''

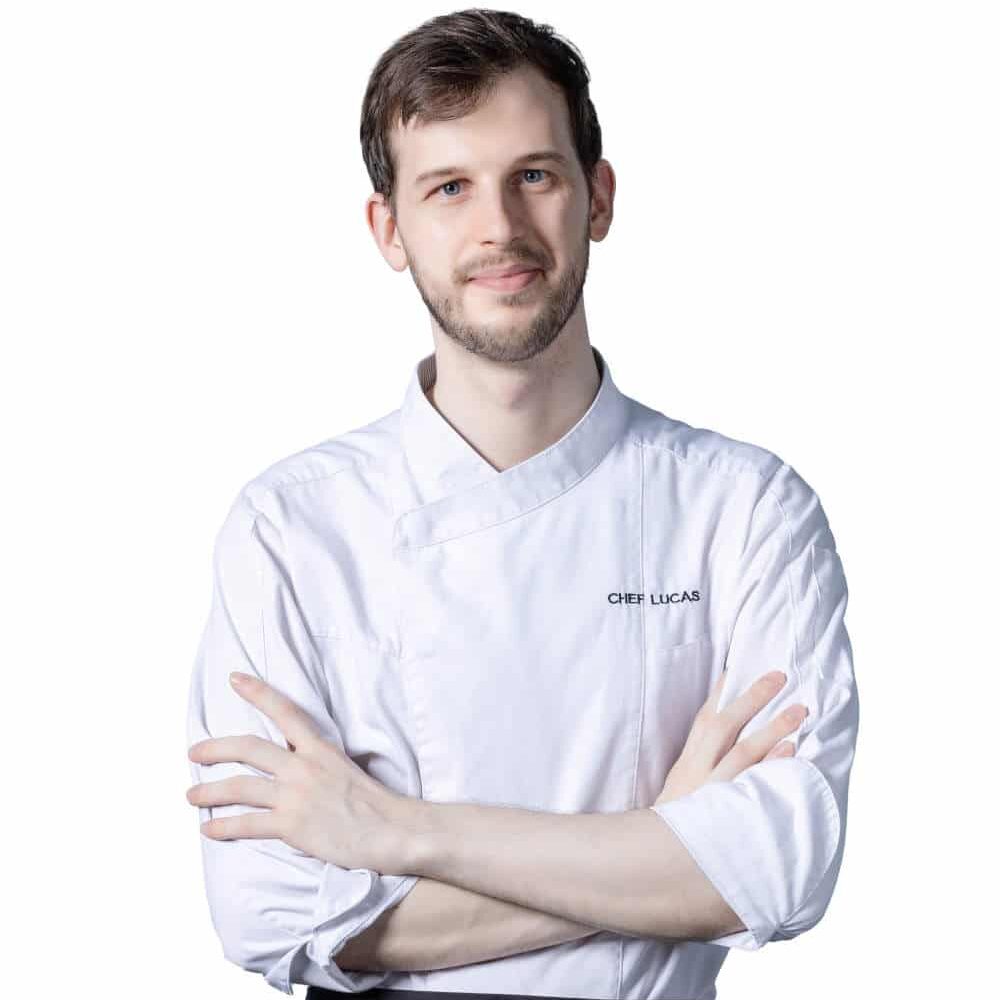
[397,800,742,942]
[337,876,602,972]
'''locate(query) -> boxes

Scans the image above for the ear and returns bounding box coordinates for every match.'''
[366,192,409,272]
[588,159,616,243]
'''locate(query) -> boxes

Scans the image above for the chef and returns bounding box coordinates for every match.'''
[184,336,857,997]
[184,18,859,999]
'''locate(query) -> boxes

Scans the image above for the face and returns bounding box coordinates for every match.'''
[369,65,613,364]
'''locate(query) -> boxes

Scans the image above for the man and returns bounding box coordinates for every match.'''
[185,9,858,999]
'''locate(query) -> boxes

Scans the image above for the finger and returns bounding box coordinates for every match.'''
[229,673,322,753]
[687,671,790,772]
[717,670,788,736]
[200,809,283,842]
[188,734,288,775]
[764,741,796,761]
[703,668,786,719]
[712,704,808,781]
[703,669,730,714]
[186,774,277,810]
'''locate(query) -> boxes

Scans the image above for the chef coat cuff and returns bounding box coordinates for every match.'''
[265,867,420,994]
[647,756,842,951]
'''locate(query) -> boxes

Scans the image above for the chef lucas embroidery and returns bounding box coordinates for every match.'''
[608,589,702,606]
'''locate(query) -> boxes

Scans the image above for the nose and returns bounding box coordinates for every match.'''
[473,180,525,246]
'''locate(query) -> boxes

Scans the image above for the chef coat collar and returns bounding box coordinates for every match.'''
[395,345,631,549]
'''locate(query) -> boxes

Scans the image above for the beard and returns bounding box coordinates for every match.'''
[406,219,591,364]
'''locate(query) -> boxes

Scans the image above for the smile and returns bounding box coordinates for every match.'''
[468,269,542,292]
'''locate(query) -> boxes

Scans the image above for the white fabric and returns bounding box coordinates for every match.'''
[186,346,858,996]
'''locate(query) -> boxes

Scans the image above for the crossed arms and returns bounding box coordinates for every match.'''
[188,668,806,973]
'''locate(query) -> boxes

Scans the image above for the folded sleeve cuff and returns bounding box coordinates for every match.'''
[647,805,768,951]
[265,867,420,994]
[647,757,842,951]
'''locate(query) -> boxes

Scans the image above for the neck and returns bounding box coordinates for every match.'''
[425,328,601,473]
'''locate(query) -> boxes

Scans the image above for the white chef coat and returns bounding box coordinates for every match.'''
[186,346,858,998]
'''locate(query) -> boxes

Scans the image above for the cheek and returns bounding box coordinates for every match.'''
[414,225,461,273]
[537,201,584,259]
[421,210,467,249]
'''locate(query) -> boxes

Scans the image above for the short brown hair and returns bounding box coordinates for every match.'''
[360,8,603,216]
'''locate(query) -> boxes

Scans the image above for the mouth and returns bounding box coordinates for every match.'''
[467,269,543,293]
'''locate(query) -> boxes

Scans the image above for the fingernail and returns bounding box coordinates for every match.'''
[230,672,250,686]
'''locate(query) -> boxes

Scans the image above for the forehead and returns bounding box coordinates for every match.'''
[392,65,577,186]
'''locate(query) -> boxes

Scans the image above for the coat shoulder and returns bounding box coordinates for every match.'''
[235,409,402,514]
[627,398,786,485]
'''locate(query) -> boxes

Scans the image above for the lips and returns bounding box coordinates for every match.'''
[469,264,537,279]
[468,268,542,292]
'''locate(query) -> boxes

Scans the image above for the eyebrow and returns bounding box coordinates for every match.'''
[413,149,572,187]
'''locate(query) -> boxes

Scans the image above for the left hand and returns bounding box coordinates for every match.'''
[656,669,807,805]
[185,672,411,874]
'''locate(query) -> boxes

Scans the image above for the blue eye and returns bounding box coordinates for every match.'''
[436,168,551,199]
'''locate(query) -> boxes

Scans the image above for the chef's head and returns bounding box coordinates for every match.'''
[362,9,615,364]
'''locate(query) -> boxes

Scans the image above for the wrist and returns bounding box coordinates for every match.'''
[382,791,438,877]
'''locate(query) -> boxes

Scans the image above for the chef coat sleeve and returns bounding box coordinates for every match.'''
[648,461,859,951]
[186,488,419,994]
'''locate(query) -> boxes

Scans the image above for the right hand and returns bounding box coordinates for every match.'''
[654,670,808,806]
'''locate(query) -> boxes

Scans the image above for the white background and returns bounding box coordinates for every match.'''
[3,1,995,996]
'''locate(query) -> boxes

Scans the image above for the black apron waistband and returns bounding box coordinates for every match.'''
[305,989,595,1000]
